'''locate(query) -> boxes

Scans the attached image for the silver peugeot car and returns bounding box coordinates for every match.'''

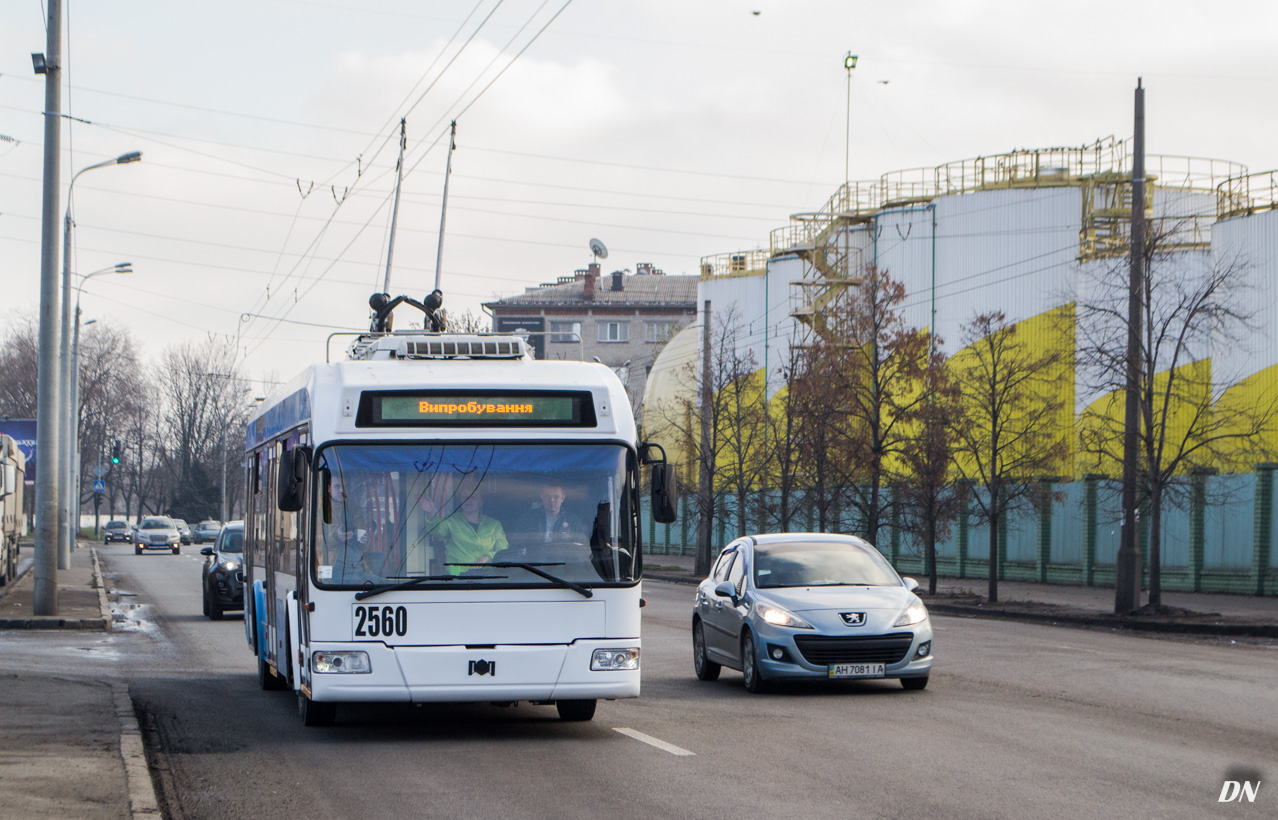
[692,533,933,693]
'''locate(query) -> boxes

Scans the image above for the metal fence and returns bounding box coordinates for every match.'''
[639,467,1278,595]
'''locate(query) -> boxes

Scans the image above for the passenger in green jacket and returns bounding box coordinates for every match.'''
[416,479,508,575]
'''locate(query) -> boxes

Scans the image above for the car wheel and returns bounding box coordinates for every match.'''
[209,598,224,621]
[741,631,768,694]
[258,655,287,691]
[172,546,180,555]
[901,676,929,691]
[134,546,142,556]
[298,692,336,726]
[692,620,721,682]
[556,699,597,721]
[202,589,210,617]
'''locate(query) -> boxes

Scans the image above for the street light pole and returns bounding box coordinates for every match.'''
[58,152,141,569]
[33,0,63,615]
[69,264,131,553]
[844,52,857,185]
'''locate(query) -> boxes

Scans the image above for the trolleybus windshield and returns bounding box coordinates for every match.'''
[312,442,638,590]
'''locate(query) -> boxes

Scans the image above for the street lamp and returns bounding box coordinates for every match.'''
[69,263,132,550]
[844,52,858,185]
[59,151,140,569]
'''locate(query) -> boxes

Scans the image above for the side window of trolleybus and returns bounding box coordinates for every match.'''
[312,443,639,588]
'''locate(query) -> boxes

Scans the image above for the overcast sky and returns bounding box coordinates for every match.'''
[3,0,1277,389]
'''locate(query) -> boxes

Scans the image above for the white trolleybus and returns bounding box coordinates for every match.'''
[243,326,677,726]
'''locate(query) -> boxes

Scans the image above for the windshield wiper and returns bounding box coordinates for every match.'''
[450,561,593,599]
[354,573,508,601]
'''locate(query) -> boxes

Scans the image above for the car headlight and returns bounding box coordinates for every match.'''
[894,597,929,627]
[756,602,814,629]
[591,648,640,671]
[221,560,241,572]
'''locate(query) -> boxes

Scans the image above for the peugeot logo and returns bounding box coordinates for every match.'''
[840,612,867,626]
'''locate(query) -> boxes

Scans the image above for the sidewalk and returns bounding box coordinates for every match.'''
[0,543,159,818]
[0,540,109,628]
[644,550,1278,638]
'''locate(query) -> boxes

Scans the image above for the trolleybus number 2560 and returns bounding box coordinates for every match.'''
[353,604,409,638]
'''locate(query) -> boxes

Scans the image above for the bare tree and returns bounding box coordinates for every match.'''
[1076,227,1277,605]
[156,340,251,521]
[0,313,39,417]
[764,332,815,532]
[75,324,147,523]
[713,313,771,538]
[897,334,960,594]
[816,265,935,547]
[951,312,1069,603]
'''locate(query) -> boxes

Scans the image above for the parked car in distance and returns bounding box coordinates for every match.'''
[193,520,222,544]
[692,533,933,693]
[200,521,244,620]
[103,520,133,544]
[171,518,193,545]
[134,516,182,555]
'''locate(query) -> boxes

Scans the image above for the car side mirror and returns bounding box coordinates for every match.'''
[200,547,214,556]
[713,581,738,605]
[902,577,919,592]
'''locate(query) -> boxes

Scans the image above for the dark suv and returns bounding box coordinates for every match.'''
[103,520,133,544]
[200,521,244,620]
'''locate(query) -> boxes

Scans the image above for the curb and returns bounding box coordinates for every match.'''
[113,683,161,818]
[92,548,112,628]
[924,603,1278,638]
[0,616,109,629]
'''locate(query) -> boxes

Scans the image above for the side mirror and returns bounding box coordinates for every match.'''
[651,463,677,524]
[713,581,737,604]
[902,577,919,592]
[277,445,311,513]
[200,547,214,556]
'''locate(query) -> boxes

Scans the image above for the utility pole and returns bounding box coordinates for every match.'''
[33,0,63,615]
[1115,78,1146,614]
[695,300,713,577]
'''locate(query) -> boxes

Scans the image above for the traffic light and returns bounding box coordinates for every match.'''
[111,441,121,465]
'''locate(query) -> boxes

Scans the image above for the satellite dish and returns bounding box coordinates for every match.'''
[589,238,609,260]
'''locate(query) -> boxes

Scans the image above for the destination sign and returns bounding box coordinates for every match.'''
[358,391,595,427]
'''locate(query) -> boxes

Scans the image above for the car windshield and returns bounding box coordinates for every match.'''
[140,517,173,530]
[107,521,126,528]
[753,541,901,588]
[200,521,220,529]
[219,528,243,553]
[312,442,639,589]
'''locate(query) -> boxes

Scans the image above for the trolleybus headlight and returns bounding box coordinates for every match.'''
[313,650,371,673]
[590,648,640,671]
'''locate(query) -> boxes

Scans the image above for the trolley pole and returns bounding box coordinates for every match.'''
[1115,79,1145,614]
[33,0,63,615]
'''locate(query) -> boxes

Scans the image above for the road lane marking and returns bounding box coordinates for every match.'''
[612,728,695,756]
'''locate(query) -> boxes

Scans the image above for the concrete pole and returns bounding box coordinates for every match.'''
[1115,79,1146,614]
[34,0,63,615]
[695,300,713,577]
[58,214,73,569]
[69,306,84,553]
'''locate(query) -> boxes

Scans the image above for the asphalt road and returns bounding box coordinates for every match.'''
[89,543,1276,820]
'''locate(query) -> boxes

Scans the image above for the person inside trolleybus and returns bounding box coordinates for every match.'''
[415,475,509,575]
[512,480,589,548]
